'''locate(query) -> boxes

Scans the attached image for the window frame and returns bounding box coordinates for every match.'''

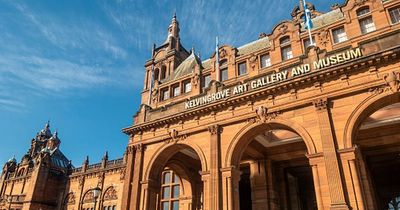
[237,62,247,76]
[356,7,376,34]
[220,67,229,81]
[160,170,180,210]
[260,53,271,68]
[280,36,293,61]
[171,84,180,98]
[202,74,211,89]
[331,26,348,44]
[389,6,400,25]
[182,79,192,93]
[160,88,169,101]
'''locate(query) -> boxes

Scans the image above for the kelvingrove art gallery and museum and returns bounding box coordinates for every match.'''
[2,0,400,209]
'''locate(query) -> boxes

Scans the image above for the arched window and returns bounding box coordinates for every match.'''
[154,68,160,81]
[357,7,375,34]
[160,170,180,210]
[280,36,293,61]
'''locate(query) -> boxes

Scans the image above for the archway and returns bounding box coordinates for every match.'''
[349,94,400,210]
[228,121,317,210]
[145,144,205,210]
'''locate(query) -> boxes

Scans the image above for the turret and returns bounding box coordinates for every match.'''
[166,12,180,50]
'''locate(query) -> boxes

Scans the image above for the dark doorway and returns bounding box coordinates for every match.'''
[239,165,252,210]
[285,165,317,210]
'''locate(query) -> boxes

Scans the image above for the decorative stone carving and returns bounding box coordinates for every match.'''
[103,186,118,201]
[318,29,330,47]
[383,71,400,92]
[83,190,94,203]
[278,24,288,35]
[313,98,328,110]
[66,192,75,205]
[97,172,105,187]
[354,0,367,7]
[166,129,187,144]
[331,3,340,10]
[78,176,85,187]
[249,54,258,70]
[220,48,227,59]
[134,144,144,152]
[208,125,222,135]
[120,168,126,181]
[192,73,200,86]
[256,106,268,122]
[258,32,267,39]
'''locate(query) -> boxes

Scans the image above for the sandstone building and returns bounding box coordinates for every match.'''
[2,0,400,209]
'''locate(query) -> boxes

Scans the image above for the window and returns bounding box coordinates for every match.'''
[260,54,271,68]
[389,7,400,24]
[202,74,211,89]
[280,36,293,61]
[332,26,348,44]
[238,62,247,76]
[182,80,191,93]
[357,7,375,34]
[160,170,180,210]
[220,68,228,81]
[281,46,293,60]
[160,88,169,101]
[160,66,167,80]
[154,69,160,81]
[172,85,180,97]
[303,37,315,50]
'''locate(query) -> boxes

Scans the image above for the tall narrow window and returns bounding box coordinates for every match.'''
[260,54,271,68]
[220,68,228,81]
[238,62,247,76]
[332,26,348,44]
[357,7,375,34]
[182,79,191,93]
[160,66,167,80]
[202,74,211,89]
[160,170,180,210]
[280,36,293,61]
[389,7,400,24]
[172,84,180,97]
[160,88,169,101]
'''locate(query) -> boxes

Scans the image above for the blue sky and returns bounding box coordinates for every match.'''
[0,0,338,166]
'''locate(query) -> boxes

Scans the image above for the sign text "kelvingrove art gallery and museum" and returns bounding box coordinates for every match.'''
[185,48,362,109]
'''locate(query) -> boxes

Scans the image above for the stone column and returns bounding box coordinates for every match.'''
[221,166,241,210]
[121,145,135,210]
[130,144,145,210]
[249,160,269,210]
[313,98,349,210]
[200,171,210,210]
[307,153,325,210]
[140,179,157,210]
[207,125,223,210]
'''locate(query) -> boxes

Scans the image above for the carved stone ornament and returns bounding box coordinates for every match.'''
[97,172,105,187]
[83,190,95,203]
[279,24,288,35]
[259,32,267,39]
[134,144,145,152]
[383,71,400,92]
[120,168,126,181]
[192,73,200,86]
[208,125,222,135]
[354,0,367,7]
[255,106,280,122]
[103,186,118,201]
[318,29,330,47]
[78,176,85,187]
[166,129,187,144]
[66,192,75,205]
[249,54,258,70]
[313,98,328,110]
[220,48,227,59]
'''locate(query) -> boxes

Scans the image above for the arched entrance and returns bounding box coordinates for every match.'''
[349,93,400,210]
[228,121,317,210]
[144,144,205,210]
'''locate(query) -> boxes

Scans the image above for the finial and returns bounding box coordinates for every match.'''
[54,129,58,137]
[45,120,50,129]
[173,9,176,19]
[104,151,109,159]
[191,46,195,54]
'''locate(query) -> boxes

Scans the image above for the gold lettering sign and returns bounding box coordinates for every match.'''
[185,48,362,109]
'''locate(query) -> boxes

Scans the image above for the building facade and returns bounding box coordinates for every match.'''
[2,0,400,209]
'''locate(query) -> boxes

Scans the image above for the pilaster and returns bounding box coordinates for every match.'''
[313,98,350,210]
[130,144,145,210]
[207,124,223,210]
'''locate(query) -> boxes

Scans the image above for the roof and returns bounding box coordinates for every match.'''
[50,149,71,169]
[237,36,270,56]
[162,52,201,83]
[301,8,344,31]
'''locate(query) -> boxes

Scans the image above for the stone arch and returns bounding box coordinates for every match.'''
[102,185,118,201]
[144,141,207,182]
[63,192,76,205]
[165,160,195,197]
[225,117,317,168]
[81,189,95,204]
[343,91,400,148]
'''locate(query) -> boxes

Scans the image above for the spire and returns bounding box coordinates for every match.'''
[166,11,180,49]
[39,120,52,138]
